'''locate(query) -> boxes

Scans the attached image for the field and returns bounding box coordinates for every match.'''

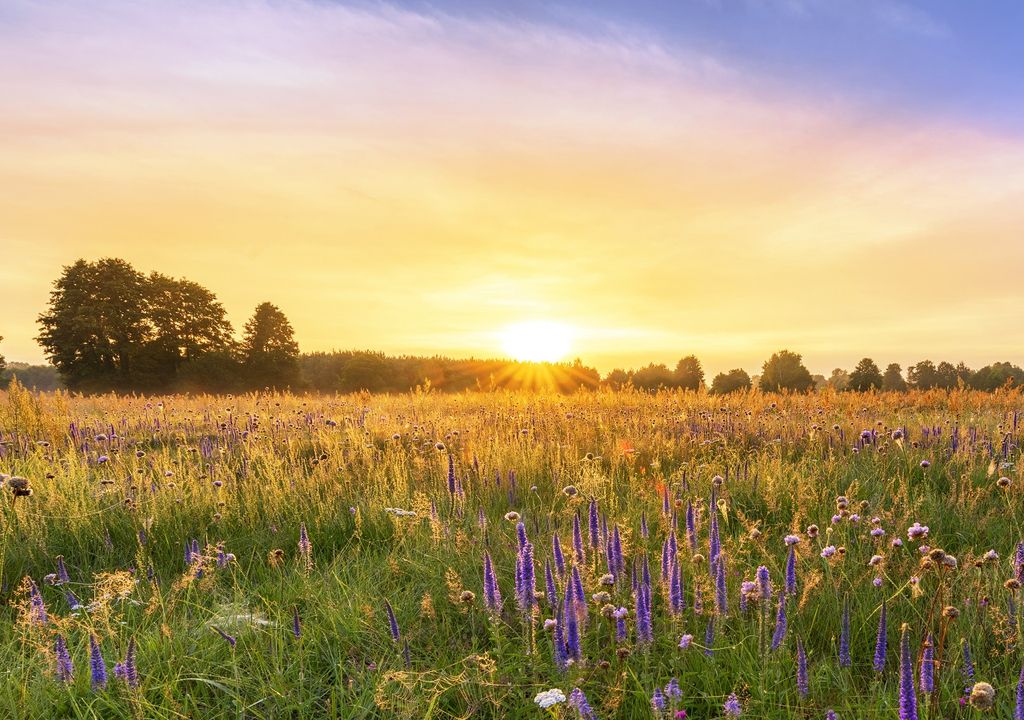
[1,382,1023,719]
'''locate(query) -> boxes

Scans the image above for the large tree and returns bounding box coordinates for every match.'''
[710,368,751,395]
[241,302,299,389]
[908,360,939,389]
[37,258,150,390]
[143,272,236,384]
[674,355,705,391]
[631,363,676,391]
[882,363,908,391]
[847,358,883,392]
[759,350,814,393]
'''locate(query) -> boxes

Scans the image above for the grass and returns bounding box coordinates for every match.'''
[1,380,1023,718]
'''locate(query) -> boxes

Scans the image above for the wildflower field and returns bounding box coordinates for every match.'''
[2,382,1024,719]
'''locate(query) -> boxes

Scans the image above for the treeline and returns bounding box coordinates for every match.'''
[34,258,300,393]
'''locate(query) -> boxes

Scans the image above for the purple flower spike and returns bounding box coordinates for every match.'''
[898,623,918,720]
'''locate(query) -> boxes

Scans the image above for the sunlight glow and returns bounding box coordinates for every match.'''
[500,321,574,363]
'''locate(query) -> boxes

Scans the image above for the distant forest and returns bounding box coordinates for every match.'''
[2,257,1024,395]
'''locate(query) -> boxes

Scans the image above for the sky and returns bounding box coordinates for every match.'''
[1,0,1024,376]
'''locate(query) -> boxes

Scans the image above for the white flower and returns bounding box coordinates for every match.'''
[534,688,567,709]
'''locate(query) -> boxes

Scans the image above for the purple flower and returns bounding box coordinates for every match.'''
[920,633,934,694]
[28,579,48,625]
[821,545,836,559]
[572,513,585,563]
[797,639,809,698]
[907,523,928,541]
[898,623,918,720]
[756,565,772,602]
[213,626,237,647]
[704,616,715,657]
[384,599,401,642]
[679,633,694,649]
[55,555,70,585]
[784,534,800,545]
[1015,663,1024,720]
[826,712,837,720]
[839,598,851,667]
[962,639,975,681]
[588,500,600,550]
[55,635,73,683]
[516,542,535,614]
[723,692,742,717]
[552,533,566,577]
[785,545,797,595]
[568,687,596,720]
[552,610,569,670]
[652,687,666,714]
[670,561,684,615]
[770,595,787,651]
[873,601,888,673]
[89,635,107,691]
[545,560,559,609]
[483,552,502,614]
[292,606,302,639]
[685,501,697,552]
[636,583,653,645]
[715,555,728,616]
[564,592,582,660]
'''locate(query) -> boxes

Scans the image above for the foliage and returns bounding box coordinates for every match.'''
[758,349,814,392]
[710,368,751,394]
[848,358,884,392]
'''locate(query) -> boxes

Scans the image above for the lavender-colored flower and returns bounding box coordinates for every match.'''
[771,595,787,651]
[715,555,728,616]
[516,542,535,614]
[213,626,237,647]
[757,565,772,602]
[384,599,401,642]
[571,565,587,618]
[670,561,685,615]
[723,692,742,717]
[447,453,456,495]
[873,601,888,673]
[797,639,809,698]
[826,711,837,720]
[636,583,653,645]
[665,678,681,701]
[552,533,566,577]
[588,500,600,550]
[54,635,73,683]
[641,510,649,540]
[483,552,502,614]
[516,521,528,550]
[820,545,836,559]
[611,526,624,577]
[573,513,585,563]
[568,687,596,720]
[679,633,693,649]
[962,639,975,681]
[614,607,628,642]
[704,616,715,657]
[122,637,139,689]
[298,522,312,558]
[1016,542,1024,585]
[28,579,48,625]
[545,560,559,609]
[839,598,851,667]
[564,592,581,660]
[55,555,70,585]
[907,523,929,541]
[89,635,107,691]
[552,612,569,670]
[709,510,721,569]
[292,606,302,639]
[785,545,797,595]
[898,623,918,720]
[652,687,667,714]
[920,633,934,694]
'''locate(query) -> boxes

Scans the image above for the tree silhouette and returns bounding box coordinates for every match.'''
[847,358,883,392]
[759,350,814,393]
[674,355,705,391]
[882,363,907,391]
[710,368,751,395]
[241,302,300,389]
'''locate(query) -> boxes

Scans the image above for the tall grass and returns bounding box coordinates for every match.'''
[0,380,1022,718]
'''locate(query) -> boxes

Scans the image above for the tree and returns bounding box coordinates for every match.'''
[908,360,939,389]
[603,369,632,389]
[970,362,1024,391]
[241,302,300,389]
[710,368,751,395]
[37,258,150,390]
[935,361,959,389]
[882,363,907,391]
[674,355,705,391]
[827,368,850,391]
[631,363,676,391]
[145,273,236,381]
[847,358,883,392]
[759,350,814,393]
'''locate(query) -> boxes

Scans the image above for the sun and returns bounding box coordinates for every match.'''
[500,320,574,363]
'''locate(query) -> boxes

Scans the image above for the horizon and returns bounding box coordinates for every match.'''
[3,1,1024,377]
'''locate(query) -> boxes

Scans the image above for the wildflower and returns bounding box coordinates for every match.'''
[723,692,742,717]
[55,555,70,585]
[868,554,883,567]
[907,523,929,541]
[534,688,567,709]
[821,545,836,559]
[756,565,772,602]
[920,633,934,694]
[1015,664,1024,720]
[213,626,237,647]
[970,682,995,710]
[871,527,886,537]
[873,600,888,672]
[785,545,797,595]
[55,635,73,683]
[563,485,578,497]
[543,618,558,631]
[652,687,667,714]
[568,687,597,720]
[679,633,694,649]
[784,534,800,545]
[292,606,302,638]
[564,593,581,660]
[839,598,851,667]
[920,460,930,469]
[998,477,1012,489]
[665,678,682,701]
[704,616,715,657]
[806,524,819,538]
[770,594,787,651]
[504,511,520,522]
[384,600,401,642]
[873,577,883,587]
[797,638,809,697]
[89,635,107,691]
[898,623,918,720]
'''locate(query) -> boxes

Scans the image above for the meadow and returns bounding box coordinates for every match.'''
[1,380,1023,719]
